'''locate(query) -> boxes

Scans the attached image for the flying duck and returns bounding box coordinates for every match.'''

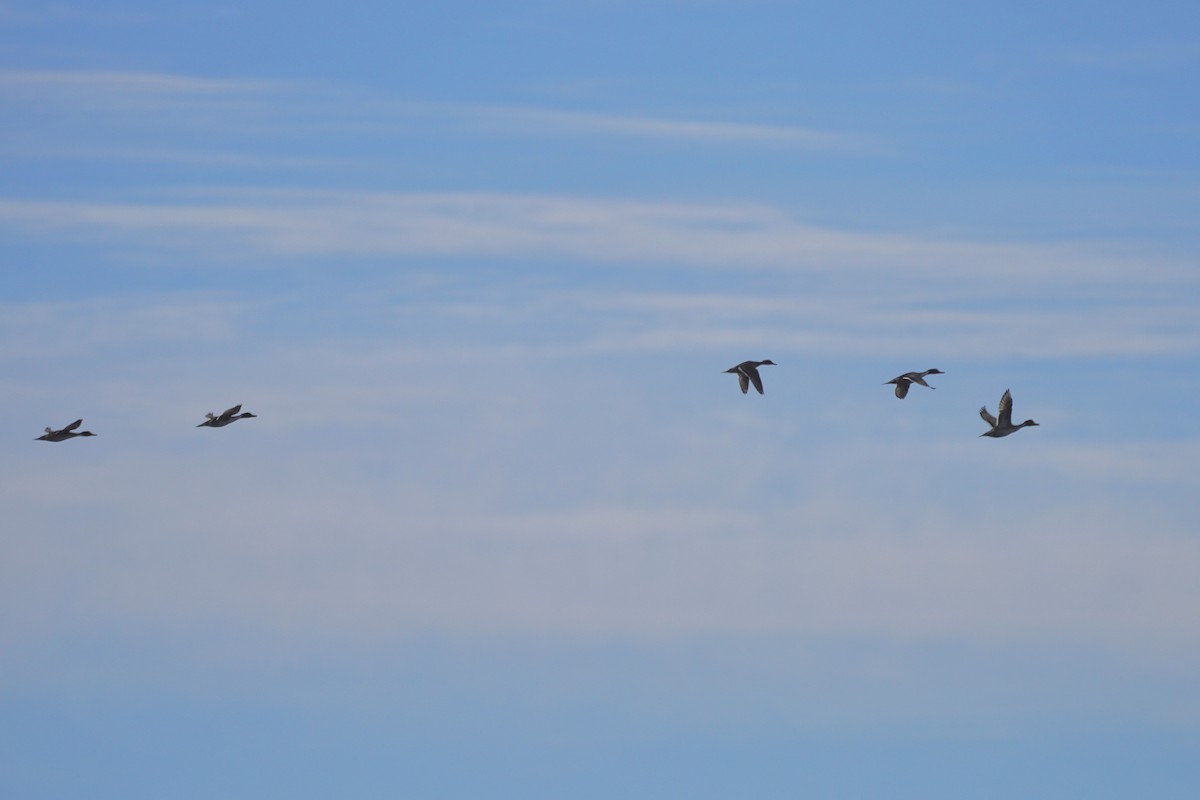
[725,360,776,395]
[197,404,257,428]
[36,419,96,442]
[885,368,944,399]
[979,389,1039,437]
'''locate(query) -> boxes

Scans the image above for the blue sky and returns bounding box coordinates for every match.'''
[2,1,1199,797]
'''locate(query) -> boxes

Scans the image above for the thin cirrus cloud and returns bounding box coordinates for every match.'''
[5,291,1194,372]
[0,296,245,361]
[434,102,869,150]
[0,69,277,98]
[1037,42,1200,70]
[4,467,1198,664]
[2,189,1196,359]
[0,190,1180,283]
[0,68,868,151]
[0,145,354,169]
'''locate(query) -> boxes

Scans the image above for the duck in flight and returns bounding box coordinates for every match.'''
[979,389,1039,437]
[725,360,776,395]
[885,368,944,399]
[197,404,257,428]
[36,419,97,442]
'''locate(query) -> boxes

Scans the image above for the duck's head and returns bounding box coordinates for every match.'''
[927,368,944,375]
[1021,419,1039,428]
[760,359,777,366]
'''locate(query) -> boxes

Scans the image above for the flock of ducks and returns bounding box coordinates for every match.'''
[35,369,1040,443]
[36,404,256,442]
[725,360,1039,438]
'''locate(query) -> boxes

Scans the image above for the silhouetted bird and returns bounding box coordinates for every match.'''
[980,389,1039,437]
[36,419,96,442]
[197,404,257,428]
[885,368,944,399]
[725,360,776,394]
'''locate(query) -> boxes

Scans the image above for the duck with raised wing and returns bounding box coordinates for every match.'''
[725,360,776,395]
[885,368,944,399]
[979,389,1038,438]
[36,419,96,442]
[197,404,257,428]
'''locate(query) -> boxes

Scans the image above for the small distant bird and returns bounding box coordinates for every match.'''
[197,404,257,428]
[36,419,97,442]
[979,389,1039,438]
[885,368,944,399]
[725,360,776,394]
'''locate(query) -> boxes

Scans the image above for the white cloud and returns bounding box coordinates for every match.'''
[575,289,1200,357]
[3,472,1197,665]
[0,295,246,360]
[2,306,1198,710]
[0,144,352,169]
[439,102,868,149]
[0,2,149,25]
[0,68,274,97]
[1039,42,1200,71]
[0,68,869,153]
[2,189,1195,358]
[0,249,1196,364]
[1021,440,1200,485]
[0,190,1182,283]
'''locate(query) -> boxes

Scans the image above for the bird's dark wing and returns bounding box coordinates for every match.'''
[63,419,83,432]
[747,367,764,394]
[218,404,242,421]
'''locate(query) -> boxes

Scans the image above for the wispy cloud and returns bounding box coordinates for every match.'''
[3,189,1195,358]
[2,287,1198,681]
[0,295,247,361]
[4,471,1198,662]
[0,1,150,26]
[437,103,868,150]
[0,68,870,151]
[0,189,1181,283]
[0,68,274,96]
[1039,42,1200,71]
[0,144,352,170]
[0,69,288,145]
[575,293,1200,358]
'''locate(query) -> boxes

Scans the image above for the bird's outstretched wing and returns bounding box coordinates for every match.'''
[996,390,1013,428]
[746,367,764,395]
[979,405,997,428]
[63,419,83,432]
